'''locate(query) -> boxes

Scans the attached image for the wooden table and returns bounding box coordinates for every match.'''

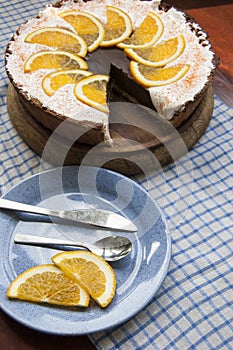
[170,0,233,107]
[1,1,232,349]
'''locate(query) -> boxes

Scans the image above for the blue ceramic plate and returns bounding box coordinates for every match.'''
[0,166,171,335]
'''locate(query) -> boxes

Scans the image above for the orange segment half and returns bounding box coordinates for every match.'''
[74,74,109,113]
[52,250,116,308]
[42,69,93,96]
[125,35,186,67]
[100,5,133,47]
[58,10,105,52]
[24,27,88,57]
[117,11,164,49]
[130,61,190,87]
[7,264,90,307]
[24,51,88,72]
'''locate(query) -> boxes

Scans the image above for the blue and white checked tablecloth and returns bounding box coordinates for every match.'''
[0,1,232,349]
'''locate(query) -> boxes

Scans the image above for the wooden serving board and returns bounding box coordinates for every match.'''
[7,84,214,176]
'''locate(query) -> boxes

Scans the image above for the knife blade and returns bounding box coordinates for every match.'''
[0,198,137,232]
[57,208,137,231]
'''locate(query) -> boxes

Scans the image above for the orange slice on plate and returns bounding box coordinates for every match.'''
[52,250,116,308]
[130,61,190,87]
[117,11,164,49]
[24,27,88,57]
[100,5,133,47]
[24,50,88,72]
[125,35,186,67]
[74,74,109,113]
[7,264,90,307]
[42,69,93,96]
[59,10,105,52]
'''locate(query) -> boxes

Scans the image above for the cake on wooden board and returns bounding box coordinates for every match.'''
[5,0,217,152]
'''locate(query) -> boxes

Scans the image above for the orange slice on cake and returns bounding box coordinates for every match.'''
[100,5,133,47]
[52,250,116,308]
[125,35,186,67]
[7,264,90,307]
[117,11,164,49]
[74,74,109,113]
[24,50,88,72]
[24,27,88,57]
[58,10,105,52]
[130,61,190,87]
[42,69,93,96]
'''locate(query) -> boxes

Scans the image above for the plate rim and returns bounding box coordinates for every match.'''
[0,166,171,335]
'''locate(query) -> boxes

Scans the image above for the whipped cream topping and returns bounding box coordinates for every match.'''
[6,0,215,128]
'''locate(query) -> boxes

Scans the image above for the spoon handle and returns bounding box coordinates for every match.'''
[14,233,89,249]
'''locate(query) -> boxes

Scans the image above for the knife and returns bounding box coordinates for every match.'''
[0,198,137,232]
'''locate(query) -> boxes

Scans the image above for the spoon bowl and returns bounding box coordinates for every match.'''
[14,233,133,261]
[92,236,133,261]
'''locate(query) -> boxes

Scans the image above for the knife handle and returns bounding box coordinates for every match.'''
[0,198,58,218]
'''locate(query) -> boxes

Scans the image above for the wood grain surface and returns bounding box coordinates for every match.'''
[7,83,214,175]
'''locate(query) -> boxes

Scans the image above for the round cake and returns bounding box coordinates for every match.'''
[5,0,217,148]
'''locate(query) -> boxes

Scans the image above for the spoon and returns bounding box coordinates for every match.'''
[14,233,132,262]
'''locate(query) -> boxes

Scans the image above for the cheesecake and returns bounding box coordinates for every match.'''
[5,0,217,146]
